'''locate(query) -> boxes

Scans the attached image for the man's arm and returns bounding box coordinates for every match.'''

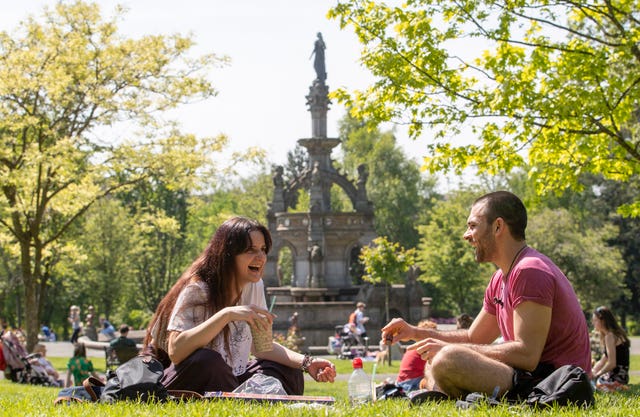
[467,309,502,345]
[463,301,551,371]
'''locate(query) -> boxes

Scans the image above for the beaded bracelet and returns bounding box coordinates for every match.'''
[301,353,314,373]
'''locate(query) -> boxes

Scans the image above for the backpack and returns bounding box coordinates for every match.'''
[456,365,594,410]
[100,355,168,403]
[54,355,168,405]
[525,365,594,408]
[348,312,357,325]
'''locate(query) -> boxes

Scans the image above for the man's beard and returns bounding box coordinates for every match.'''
[474,230,496,263]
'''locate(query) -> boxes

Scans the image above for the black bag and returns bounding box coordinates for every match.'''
[375,383,407,400]
[54,377,104,405]
[525,365,594,408]
[100,355,168,403]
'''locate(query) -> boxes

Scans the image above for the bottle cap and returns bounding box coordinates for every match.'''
[352,357,363,368]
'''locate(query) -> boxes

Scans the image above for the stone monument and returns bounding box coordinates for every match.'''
[263,34,429,349]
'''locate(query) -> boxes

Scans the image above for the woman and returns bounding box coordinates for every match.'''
[145,217,336,395]
[591,306,630,390]
[65,343,102,387]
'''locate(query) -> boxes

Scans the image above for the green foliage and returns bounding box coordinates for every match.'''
[0,1,229,350]
[360,236,415,323]
[337,113,440,248]
[329,1,640,213]
[416,190,492,314]
[360,237,415,286]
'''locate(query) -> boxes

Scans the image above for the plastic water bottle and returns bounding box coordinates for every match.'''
[348,357,371,405]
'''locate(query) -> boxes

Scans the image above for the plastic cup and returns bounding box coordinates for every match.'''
[251,320,273,353]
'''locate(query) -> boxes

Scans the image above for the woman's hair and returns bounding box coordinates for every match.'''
[73,343,86,358]
[144,217,271,357]
[594,306,630,347]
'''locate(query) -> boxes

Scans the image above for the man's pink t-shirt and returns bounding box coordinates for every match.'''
[483,247,591,373]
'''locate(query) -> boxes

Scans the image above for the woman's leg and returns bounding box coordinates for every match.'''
[161,348,238,395]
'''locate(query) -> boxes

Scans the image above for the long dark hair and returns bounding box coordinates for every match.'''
[594,306,630,347]
[144,217,271,359]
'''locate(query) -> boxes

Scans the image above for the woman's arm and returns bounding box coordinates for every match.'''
[255,342,336,383]
[594,332,617,378]
[168,304,273,365]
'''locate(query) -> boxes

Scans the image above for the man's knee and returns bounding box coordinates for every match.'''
[432,345,465,369]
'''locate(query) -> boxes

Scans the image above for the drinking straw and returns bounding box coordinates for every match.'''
[269,296,277,313]
[371,362,378,402]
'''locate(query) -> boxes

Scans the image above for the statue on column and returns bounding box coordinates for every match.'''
[310,32,326,82]
[308,241,323,287]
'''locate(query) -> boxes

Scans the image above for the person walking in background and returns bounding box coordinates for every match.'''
[144,216,336,395]
[65,343,102,387]
[68,305,82,344]
[351,302,370,341]
[591,306,630,391]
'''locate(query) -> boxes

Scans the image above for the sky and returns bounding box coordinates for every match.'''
[0,0,431,172]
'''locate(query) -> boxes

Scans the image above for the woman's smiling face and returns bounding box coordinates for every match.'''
[234,230,268,287]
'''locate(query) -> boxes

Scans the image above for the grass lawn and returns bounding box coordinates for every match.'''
[1,355,638,416]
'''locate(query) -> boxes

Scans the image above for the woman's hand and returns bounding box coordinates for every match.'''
[223,304,275,329]
[307,358,336,383]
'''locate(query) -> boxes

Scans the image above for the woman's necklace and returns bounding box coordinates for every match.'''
[503,244,527,281]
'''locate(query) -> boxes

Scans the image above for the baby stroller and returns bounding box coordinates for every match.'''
[1,330,56,386]
[331,324,366,359]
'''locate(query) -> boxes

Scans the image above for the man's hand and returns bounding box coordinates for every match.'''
[381,318,416,345]
[407,338,449,363]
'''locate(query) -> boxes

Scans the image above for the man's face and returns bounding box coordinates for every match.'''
[464,203,497,263]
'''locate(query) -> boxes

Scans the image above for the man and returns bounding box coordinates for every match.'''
[382,191,591,401]
[109,324,139,365]
[351,302,370,340]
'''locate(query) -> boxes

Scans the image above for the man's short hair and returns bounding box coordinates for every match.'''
[119,324,130,334]
[356,301,366,308]
[473,191,527,240]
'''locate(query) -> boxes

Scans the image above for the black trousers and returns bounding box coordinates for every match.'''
[160,348,304,395]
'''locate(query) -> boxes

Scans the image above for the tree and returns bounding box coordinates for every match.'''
[73,198,138,320]
[416,190,493,315]
[329,1,640,215]
[0,2,227,350]
[359,236,415,330]
[338,114,440,248]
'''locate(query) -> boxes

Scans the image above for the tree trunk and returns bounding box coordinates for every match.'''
[21,243,39,353]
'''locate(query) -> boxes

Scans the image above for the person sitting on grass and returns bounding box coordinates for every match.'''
[382,191,592,403]
[30,343,63,387]
[591,306,630,391]
[65,343,102,387]
[395,319,437,393]
[144,216,336,395]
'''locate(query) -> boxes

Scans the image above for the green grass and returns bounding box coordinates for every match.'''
[1,355,638,416]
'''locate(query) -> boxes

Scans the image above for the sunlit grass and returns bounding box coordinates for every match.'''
[3,354,634,416]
